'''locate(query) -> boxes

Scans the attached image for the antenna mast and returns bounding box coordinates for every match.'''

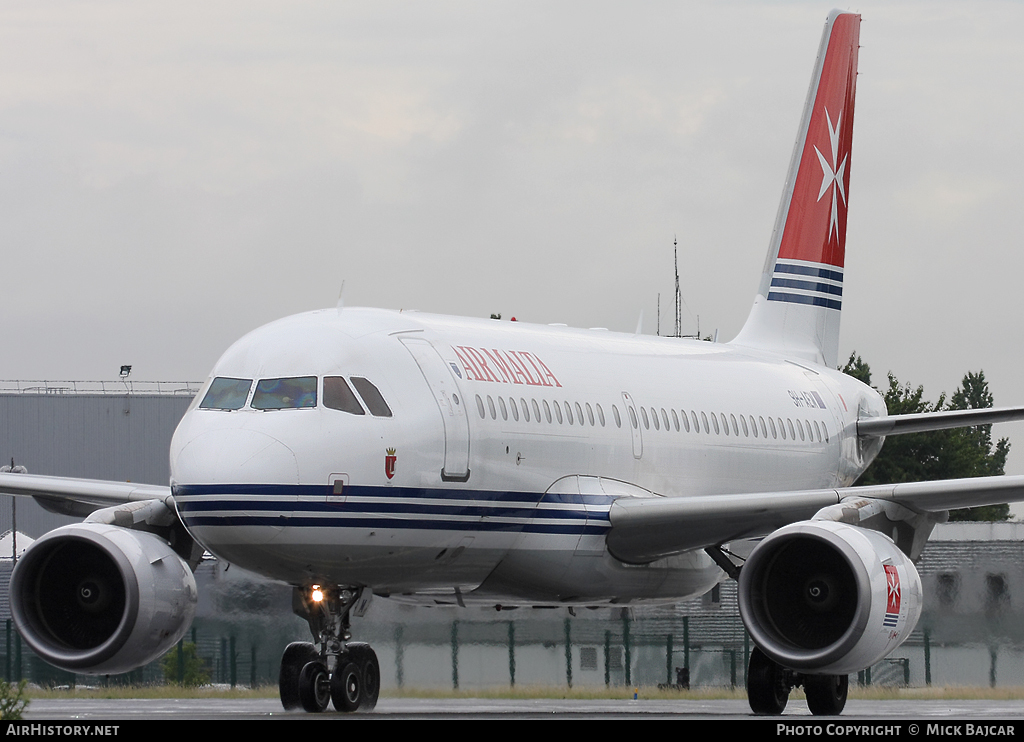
[673,236,682,338]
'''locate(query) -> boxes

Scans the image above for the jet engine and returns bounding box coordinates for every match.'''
[10,523,197,675]
[738,520,921,675]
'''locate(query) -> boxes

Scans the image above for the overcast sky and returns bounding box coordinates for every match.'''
[2,1,1023,473]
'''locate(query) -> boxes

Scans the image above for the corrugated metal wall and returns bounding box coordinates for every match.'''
[0,392,194,538]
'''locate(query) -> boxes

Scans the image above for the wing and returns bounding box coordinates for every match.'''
[858,405,1024,436]
[0,471,170,517]
[607,473,1024,563]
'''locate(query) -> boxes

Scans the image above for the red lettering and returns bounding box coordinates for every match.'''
[500,351,532,385]
[481,349,513,383]
[534,356,562,388]
[508,351,543,386]
[452,346,483,381]
[466,347,502,383]
[516,351,550,387]
[450,344,561,387]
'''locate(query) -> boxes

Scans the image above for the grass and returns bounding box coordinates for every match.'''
[20,684,1024,701]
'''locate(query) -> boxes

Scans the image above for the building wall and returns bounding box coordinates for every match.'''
[0,391,195,537]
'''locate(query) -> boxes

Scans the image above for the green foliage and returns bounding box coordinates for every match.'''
[0,680,29,720]
[842,357,1011,521]
[161,642,211,687]
[841,352,872,386]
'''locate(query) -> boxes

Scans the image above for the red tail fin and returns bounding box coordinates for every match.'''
[731,10,860,368]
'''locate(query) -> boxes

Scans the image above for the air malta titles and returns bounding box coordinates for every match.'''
[452,346,562,388]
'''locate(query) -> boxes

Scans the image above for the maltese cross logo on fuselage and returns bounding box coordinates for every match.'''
[814,107,848,242]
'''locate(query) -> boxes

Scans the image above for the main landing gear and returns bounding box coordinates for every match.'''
[746,647,849,716]
[279,585,381,713]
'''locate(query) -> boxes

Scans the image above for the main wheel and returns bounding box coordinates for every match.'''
[331,661,363,712]
[298,660,332,713]
[747,647,790,715]
[279,642,318,710]
[349,643,380,711]
[805,673,848,716]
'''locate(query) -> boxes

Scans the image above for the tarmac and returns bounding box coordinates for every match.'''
[16,696,1024,721]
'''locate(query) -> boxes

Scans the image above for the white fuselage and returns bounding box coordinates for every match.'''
[169,307,885,605]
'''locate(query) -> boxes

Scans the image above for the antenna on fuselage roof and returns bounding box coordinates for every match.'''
[336,281,346,313]
[634,309,644,335]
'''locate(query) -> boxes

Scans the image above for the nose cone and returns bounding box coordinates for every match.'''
[171,427,300,550]
[173,428,299,486]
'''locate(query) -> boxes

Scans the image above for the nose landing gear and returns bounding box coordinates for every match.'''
[278,585,381,713]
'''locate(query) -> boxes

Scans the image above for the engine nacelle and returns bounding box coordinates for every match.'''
[738,520,921,675]
[10,523,198,675]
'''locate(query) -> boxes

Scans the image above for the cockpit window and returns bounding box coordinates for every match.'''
[199,377,252,410]
[251,376,317,410]
[350,377,393,417]
[324,376,365,415]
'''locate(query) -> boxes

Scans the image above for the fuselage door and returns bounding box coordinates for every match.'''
[621,391,643,459]
[399,336,471,482]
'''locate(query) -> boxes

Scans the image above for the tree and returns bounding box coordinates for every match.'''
[161,641,210,686]
[841,354,1011,521]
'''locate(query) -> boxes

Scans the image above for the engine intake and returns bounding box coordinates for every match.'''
[11,523,197,675]
[738,520,921,675]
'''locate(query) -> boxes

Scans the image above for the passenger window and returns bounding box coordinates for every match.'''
[641,407,650,429]
[769,417,777,439]
[544,399,552,423]
[200,377,252,410]
[510,397,520,422]
[488,396,497,420]
[681,410,690,433]
[252,376,317,410]
[711,413,720,435]
[597,404,606,427]
[324,377,365,415]
[555,401,564,424]
[350,377,393,417]
[787,418,796,440]
[740,415,749,437]
[532,399,541,423]
[701,411,709,434]
[476,395,486,419]
[628,406,638,429]
[576,402,585,425]
[613,405,621,428]
[586,403,595,426]
[661,408,670,431]
[565,401,574,425]
[499,397,508,421]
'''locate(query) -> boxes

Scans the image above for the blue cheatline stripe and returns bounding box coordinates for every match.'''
[769,277,843,296]
[774,262,844,282]
[177,499,588,521]
[173,483,613,535]
[182,515,609,535]
[174,483,612,504]
[767,291,842,311]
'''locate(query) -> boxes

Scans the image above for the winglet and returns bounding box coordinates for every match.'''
[730,10,860,368]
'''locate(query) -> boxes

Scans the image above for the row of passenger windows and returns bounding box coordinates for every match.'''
[199,376,393,417]
[474,394,829,444]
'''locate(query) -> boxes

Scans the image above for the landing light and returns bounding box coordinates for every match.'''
[311,585,323,603]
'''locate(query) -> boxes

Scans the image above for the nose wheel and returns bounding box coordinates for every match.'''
[278,585,381,713]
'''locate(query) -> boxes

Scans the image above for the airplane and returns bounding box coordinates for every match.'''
[3,8,1024,717]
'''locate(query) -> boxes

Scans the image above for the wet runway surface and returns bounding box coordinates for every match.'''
[19,697,1024,720]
